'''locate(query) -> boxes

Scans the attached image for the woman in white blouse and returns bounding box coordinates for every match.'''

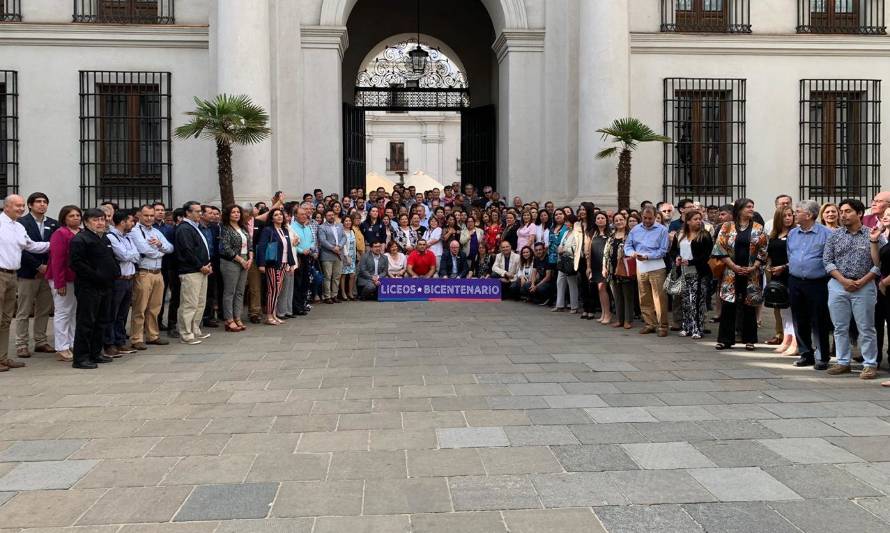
[426,216,443,263]
[386,240,407,278]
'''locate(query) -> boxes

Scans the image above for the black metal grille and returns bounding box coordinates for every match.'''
[800,79,881,204]
[355,87,470,111]
[661,0,751,33]
[1,0,22,21]
[798,0,886,34]
[386,158,409,173]
[664,78,746,207]
[79,71,172,209]
[73,0,174,24]
[0,71,18,195]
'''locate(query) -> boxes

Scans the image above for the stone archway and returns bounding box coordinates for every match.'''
[319,0,529,31]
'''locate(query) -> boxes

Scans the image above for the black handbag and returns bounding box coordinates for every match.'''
[557,254,576,275]
[763,280,790,309]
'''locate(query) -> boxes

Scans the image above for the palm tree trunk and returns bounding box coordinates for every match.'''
[616,148,632,210]
[216,140,235,206]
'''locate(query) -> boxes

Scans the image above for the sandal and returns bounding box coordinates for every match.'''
[264,319,279,326]
[224,322,239,332]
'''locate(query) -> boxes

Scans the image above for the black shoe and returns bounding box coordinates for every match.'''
[814,361,830,371]
[249,316,262,324]
[295,310,307,316]
[203,320,220,328]
[92,355,114,364]
[793,357,815,367]
[73,361,98,369]
[168,329,180,339]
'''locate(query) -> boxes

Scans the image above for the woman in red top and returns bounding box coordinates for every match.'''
[46,205,82,362]
[484,209,503,251]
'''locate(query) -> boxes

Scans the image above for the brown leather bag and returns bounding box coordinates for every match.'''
[709,257,725,280]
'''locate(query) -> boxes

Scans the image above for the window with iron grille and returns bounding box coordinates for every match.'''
[73,0,174,24]
[800,79,881,204]
[664,78,746,207]
[0,71,18,195]
[661,0,751,33]
[798,0,886,34]
[386,142,407,172]
[1,0,22,21]
[79,71,171,209]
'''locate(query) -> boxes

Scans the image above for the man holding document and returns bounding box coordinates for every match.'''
[624,206,670,337]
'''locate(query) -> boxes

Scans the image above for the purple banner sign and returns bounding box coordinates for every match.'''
[378,278,502,302]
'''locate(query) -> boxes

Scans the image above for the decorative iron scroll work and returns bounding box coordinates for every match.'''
[354,87,469,111]
[356,41,468,89]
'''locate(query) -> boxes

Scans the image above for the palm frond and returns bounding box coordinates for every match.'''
[174,93,271,145]
[595,147,619,160]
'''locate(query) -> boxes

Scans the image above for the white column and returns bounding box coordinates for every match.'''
[577,0,630,206]
[493,30,546,203]
[301,26,348,197]
[214,0,272,202]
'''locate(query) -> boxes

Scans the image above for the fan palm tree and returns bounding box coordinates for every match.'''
[175,94,271,206]
[595,117,670,210]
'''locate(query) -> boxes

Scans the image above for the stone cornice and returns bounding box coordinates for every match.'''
[0,22,208,48]
[631,32,890,57]
[492,29,545,63]
[301,25,349,59]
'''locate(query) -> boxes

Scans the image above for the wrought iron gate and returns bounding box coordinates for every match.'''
[342,102,366,195]
[460,105,496,193]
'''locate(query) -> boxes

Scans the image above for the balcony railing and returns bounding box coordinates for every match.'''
[661,0,752,33]
[1,0,21,21]
[797,0,886,34]
[73,0,175,24]
[386,158,409,173]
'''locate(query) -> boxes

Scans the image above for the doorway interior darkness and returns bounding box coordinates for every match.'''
[341,0,497,196]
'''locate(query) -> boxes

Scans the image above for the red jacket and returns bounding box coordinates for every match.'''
[47,227,77,289]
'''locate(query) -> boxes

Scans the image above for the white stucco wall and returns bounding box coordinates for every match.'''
[365,112,461,185]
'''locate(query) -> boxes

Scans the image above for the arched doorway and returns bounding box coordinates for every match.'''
[340,0,499,195]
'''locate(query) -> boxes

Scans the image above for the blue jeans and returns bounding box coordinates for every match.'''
[828,278,877,367]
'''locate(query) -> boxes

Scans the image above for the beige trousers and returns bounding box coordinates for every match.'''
[178,272,207,341]
[130,270,164,343]
[15,277,53,348]
[0,271,19,361]
[637,268,669,330]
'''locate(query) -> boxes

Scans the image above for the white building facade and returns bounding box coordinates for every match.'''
[1,0,890,211]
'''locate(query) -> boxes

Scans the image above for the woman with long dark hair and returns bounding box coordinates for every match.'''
[713,198,768,350]
[671,210,713,339]
[517,209,537,251]
[47,205,82,362]
[767,206,797,355]
[603,212,635,329]
[551,209,579,313]
[587,208,612,323]
[535,210,552,249]
[219,204,253,332]
[256,208,296,326]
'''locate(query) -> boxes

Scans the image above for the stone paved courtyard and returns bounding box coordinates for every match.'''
[2,301,890,532]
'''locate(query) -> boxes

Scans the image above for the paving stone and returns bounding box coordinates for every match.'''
[551,444,638,472]
[542,395,608,409]
[568,423,647,444]
[315,515,411,533]
[527,408,591,425]
[464,409,531,426]
[825,436,890,461]
[272,480,364,517]
[595,505,703,533]
[0,439,85,462]
[437,426,509,448]
[821,416,890,436]
[78,486,192,525]
[120,523,217,533]
[504,425,579,446]
[688,467,801,501]
[328,450,407,479]
[770,498,890,533]
[757,437,865,464]
[606,470,717,504]
[507,383,566,396]
[134,418,210,436]
[449,475,541,511]
[203,416,275,434]
[214,518,314,532]
[692,440,791,467]
[0,489,105,528]
[403,411,467,429]
[271,415,339,433]
[765,464,883,499]
[486,396,549,410]
[0,459,98,490]
[246,453,329,482]
[297,430,369,452]
[0,491,13,506]
[161,454,254,485]
[758,418,847,437]
[74,457,180,488]
[854,497,890,525]
[631,421,713,442]
[338,412,403,430]
[408,449,485,477]
[369,429,437,450]
[174,482,278,521]
[683,502,802,533]
[363,477,452,514]
[532,472,627,507]
[411,511,508,533]
[646,405,719,422]
[621,442,716,469]
[696,420,781,440]
[70,437,161,459]
[477,446,563,474]
[584,407,658,423]
[148,435,231,456]
[840,462,890,492]
[222,432,301,455]
[503,508,605,533]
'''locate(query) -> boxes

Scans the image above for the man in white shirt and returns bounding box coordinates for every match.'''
[0,194,50,370]
[129,205,173,350]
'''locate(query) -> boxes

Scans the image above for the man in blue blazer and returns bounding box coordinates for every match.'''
[439,240,470,279]
[15,192,58,358]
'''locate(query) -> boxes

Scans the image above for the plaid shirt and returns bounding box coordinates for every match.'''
[308,219,320,254]
[823,225,882,280]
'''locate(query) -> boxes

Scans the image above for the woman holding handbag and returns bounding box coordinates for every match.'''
[256,208,296,326]
[767,206,797,355]
[713,198,769,351]
[603,212,635,329]
[670,210,713,340]
[551,209,579,313]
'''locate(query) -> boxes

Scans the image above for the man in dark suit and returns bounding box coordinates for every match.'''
[357,241,389,300]
[175,201,212,345]
[14,192,58,358]
[439,240,470,279]
[70,209,121,369]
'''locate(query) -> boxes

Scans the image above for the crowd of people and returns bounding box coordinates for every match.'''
[2,184,890,387]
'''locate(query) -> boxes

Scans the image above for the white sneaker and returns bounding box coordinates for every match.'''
[196,333,211,340]
[180,338,201,345]
[679,330,688,337]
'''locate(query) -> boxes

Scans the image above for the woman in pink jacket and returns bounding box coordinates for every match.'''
[46,205,81,362]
